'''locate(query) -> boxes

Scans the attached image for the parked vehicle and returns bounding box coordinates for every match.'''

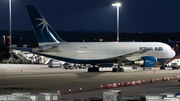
[132,65,138,69]
[172,63,179,70]
[63,63,75,69]
[48,59,64,68]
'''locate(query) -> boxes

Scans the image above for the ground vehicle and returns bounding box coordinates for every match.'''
[178,76,180,82]
[132,65,138,69]
[63,63,73,69]
[48,59,64,68]
[63,63,89,69]
[172,63,179,70]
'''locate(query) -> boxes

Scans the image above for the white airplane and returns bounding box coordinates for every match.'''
[12,5,176,72]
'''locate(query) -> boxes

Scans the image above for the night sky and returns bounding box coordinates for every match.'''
[1,0,180,33]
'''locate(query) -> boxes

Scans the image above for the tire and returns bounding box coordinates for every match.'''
[120,68,124,72]
[88,68,92,72]
[112,68,116,72]
[95,67,99,72]
[116,68,120,72]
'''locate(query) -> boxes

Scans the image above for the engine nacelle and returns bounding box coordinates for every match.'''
[134,56,157,67]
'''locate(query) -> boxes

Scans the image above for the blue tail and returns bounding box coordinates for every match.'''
[26,5,64,46]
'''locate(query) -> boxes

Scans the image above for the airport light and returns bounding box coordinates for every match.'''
[176,44,178,54]
[3,35,5,44]
[112,3,121,6]
[9,0,13,61]
[112,2,121,42]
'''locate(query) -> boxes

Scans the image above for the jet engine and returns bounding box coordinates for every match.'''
[133,56,157,67]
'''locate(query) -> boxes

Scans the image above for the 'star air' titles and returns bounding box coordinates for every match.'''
[139,47,163,51]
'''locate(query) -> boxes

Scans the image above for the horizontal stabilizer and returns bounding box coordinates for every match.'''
[10,47,32,52]
[43,46,60,52]
[31,45,60,52]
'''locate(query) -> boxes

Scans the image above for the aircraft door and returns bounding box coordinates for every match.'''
[163,47,167,54]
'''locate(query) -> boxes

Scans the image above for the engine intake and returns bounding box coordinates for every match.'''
[134,56,157,67]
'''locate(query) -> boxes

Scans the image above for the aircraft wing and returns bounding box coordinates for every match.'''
[108,48,152,61]
[10,47,32,52]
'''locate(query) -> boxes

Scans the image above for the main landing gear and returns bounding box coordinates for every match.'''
[160,61,166,70]
[112,66,124,72]
[112,60,124,72]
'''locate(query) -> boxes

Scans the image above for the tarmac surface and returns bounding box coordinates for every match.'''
[0,64,180,101]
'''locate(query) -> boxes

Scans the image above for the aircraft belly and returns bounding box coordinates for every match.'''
[63,51,115,60]
[39,50,119,60]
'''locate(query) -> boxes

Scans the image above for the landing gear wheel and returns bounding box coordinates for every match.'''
[88,67,92,72]
[120,68,124,72]
[160,61,166,70]
[112,68,116,72]
[116,68,120,72]
[160,65,165,70]
[112,67,124,72]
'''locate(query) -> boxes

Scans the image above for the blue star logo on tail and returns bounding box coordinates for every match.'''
[36,17,49,33]
[35,17,60,43]
[27,5,64,45]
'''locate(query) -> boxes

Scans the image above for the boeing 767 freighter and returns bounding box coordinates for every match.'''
[12,5,175,72]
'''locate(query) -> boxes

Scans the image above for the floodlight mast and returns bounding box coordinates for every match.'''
[9,0,11,47]
[9,0,13,62]
[112,3,121,42]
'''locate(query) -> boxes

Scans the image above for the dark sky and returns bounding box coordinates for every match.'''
[1,0,180,33]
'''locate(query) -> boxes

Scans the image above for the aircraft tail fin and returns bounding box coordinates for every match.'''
[26,5,64,46]
[168,39,171,42]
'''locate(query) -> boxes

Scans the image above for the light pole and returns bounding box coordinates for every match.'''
[9,0,13,62]
[176,44,178,54]
[112,2,121,42]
